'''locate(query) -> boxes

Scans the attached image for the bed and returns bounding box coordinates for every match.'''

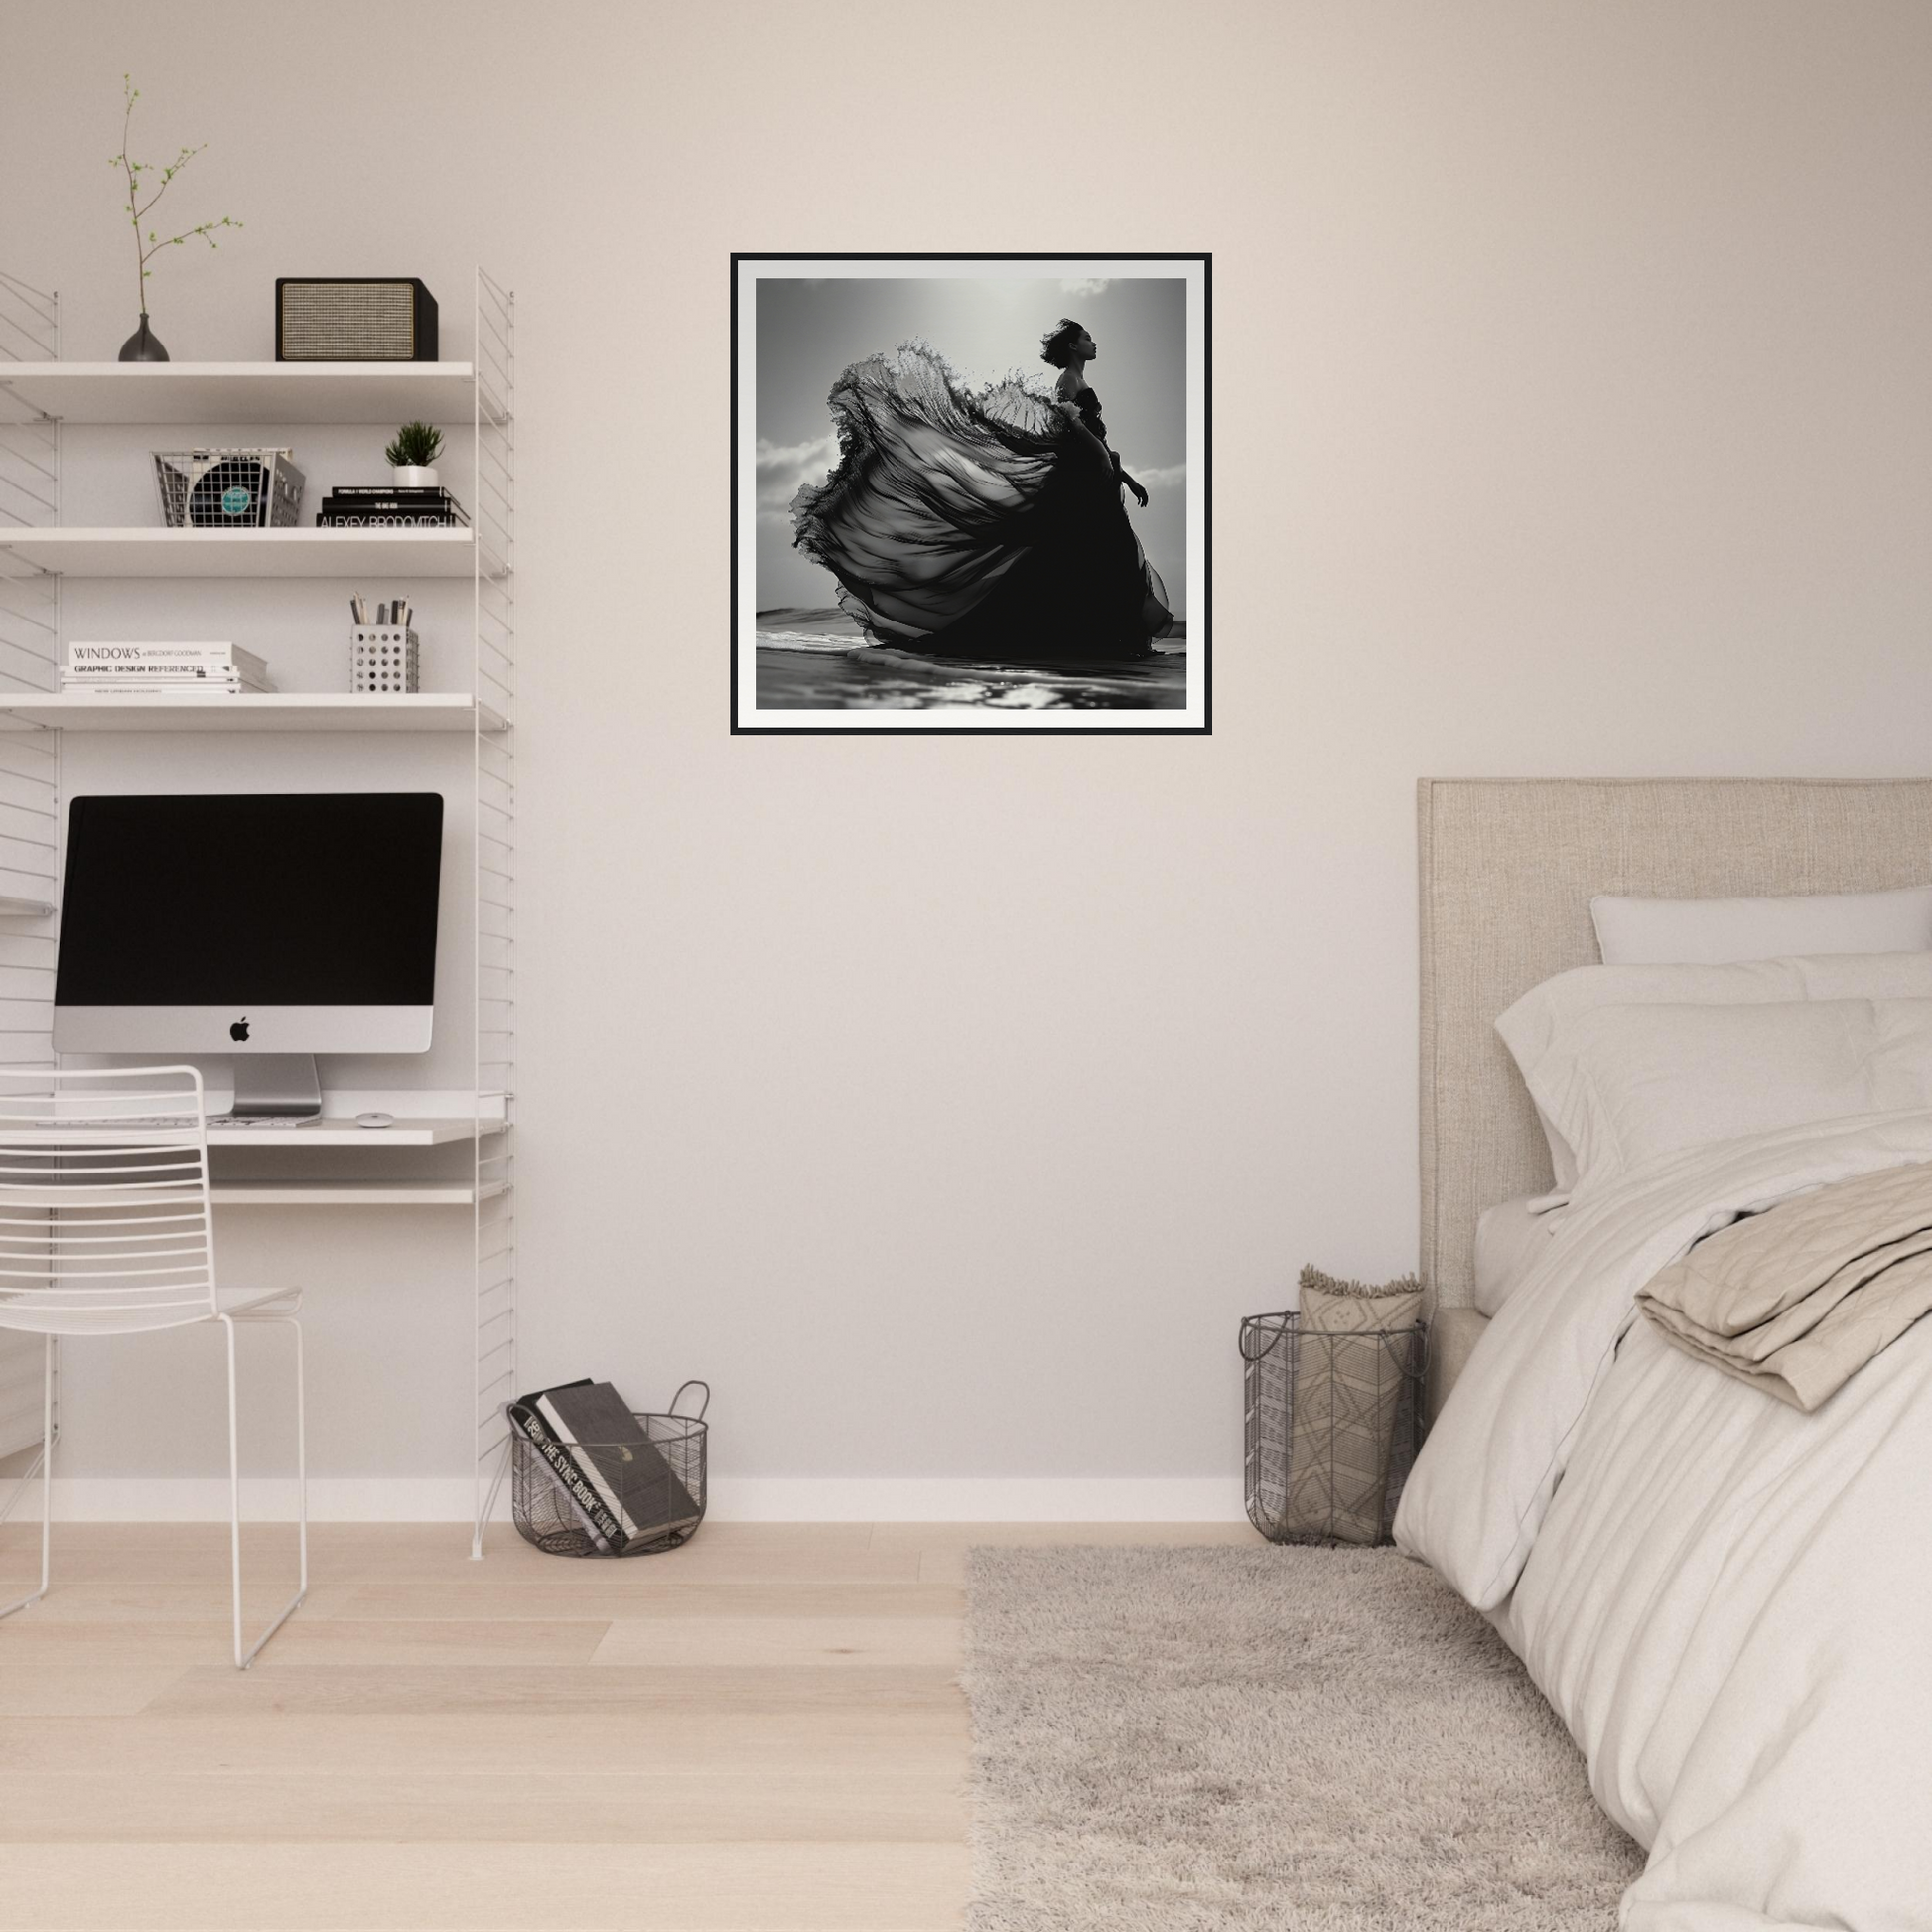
[1399,777,1932,1932]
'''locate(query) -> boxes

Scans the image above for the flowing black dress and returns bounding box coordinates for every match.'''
[790,343,1173,664]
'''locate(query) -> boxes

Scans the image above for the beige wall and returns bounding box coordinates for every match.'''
[6,1,1932,1505]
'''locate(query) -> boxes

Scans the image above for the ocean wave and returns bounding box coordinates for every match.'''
[754,638,1185,712]
[755,629,866,654]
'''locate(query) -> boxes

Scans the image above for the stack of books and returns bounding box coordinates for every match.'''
[316,484,469,529]
[64,642,273,695]
[508,1379,704,1554]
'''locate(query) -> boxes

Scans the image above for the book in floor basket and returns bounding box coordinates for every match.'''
[507,1379,702,1553]
[507,1380,616,1550]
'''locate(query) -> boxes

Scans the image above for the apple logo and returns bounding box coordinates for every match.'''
[230,1017,250,1043]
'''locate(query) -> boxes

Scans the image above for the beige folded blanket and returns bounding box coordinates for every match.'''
[1638,1159,1932,1410]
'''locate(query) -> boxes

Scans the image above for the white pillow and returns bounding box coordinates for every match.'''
[1590,885,1932,966]
[1496,952,1932,1195]
[1517,997,1932,1203]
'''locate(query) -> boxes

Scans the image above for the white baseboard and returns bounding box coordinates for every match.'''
[707,1478,1247,1522]
[11,1475,1247,1525]
[24,1478,499,1523]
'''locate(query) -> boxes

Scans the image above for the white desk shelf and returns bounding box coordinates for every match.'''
[0,526,484,579]
[210,1179,508,1207]
[206,1116,485,1149]
[0,267,518,1558]
[0,692,506,733]
[0,360,489,427]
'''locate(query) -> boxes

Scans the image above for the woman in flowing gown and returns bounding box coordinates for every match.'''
[789,319,1174,665]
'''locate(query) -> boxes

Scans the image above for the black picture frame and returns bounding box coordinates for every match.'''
[732,252,1211,735]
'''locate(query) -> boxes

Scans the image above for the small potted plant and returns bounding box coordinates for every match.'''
[384,421,444,488]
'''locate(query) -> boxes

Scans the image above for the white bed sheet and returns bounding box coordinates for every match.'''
[1398,1112,1932,1930]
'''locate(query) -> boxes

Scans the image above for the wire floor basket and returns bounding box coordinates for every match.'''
[1241,1311,1425,1547]
[510,1382,708,1558]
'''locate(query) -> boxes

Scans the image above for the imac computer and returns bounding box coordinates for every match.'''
[53,792,445,1120]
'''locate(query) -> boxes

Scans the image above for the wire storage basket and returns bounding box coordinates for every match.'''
[153,448,305,528]
[510,1381,708,1558]
[1241,1311,1425,1547]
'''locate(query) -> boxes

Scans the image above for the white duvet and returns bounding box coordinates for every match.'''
[1396,1111,1932,1931]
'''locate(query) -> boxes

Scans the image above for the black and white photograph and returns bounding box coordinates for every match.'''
[733,254,1209,732]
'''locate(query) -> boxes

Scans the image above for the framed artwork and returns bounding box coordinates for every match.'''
[732,253,1210,734]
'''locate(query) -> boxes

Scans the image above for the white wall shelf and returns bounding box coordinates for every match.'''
[0,360,487,426]
[0,692,506,733]
[210,1178,507,1207]
[0,526,484,579]
[0,266,517,1558]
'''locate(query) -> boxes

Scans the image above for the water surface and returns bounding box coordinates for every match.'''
[755,607,1186,712]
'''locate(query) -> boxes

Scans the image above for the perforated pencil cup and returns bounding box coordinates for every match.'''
[350,625,419,693]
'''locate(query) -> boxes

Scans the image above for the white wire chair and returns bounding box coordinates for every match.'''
[0,1065,306,1668]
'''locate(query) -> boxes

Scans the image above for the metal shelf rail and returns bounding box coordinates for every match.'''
[470,268,517,1557]
[0,269,60,1488]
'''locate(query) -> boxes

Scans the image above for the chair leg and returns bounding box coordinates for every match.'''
[472,1433,513,1561]
[0,1335,54,1622]
[220,1312,308,1670]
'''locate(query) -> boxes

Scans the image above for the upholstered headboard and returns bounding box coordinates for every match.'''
[1418,777,1932,1311]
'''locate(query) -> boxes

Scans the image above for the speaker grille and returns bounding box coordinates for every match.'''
[279,282,418,360]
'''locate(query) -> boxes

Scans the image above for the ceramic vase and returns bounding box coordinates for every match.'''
[117,314,169,362]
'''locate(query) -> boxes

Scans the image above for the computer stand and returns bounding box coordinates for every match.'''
[227,1055,323,1122]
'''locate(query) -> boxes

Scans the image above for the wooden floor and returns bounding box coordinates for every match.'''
[0,1519,1253,1931]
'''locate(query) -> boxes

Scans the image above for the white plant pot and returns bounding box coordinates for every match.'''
[392,465,439,488]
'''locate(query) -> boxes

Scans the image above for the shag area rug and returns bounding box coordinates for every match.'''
[962,1545,1644,1930]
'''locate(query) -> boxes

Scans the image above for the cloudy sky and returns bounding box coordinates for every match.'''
[752,274,1187,616]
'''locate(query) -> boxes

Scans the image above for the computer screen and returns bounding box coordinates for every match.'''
[54,792,444,1055]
